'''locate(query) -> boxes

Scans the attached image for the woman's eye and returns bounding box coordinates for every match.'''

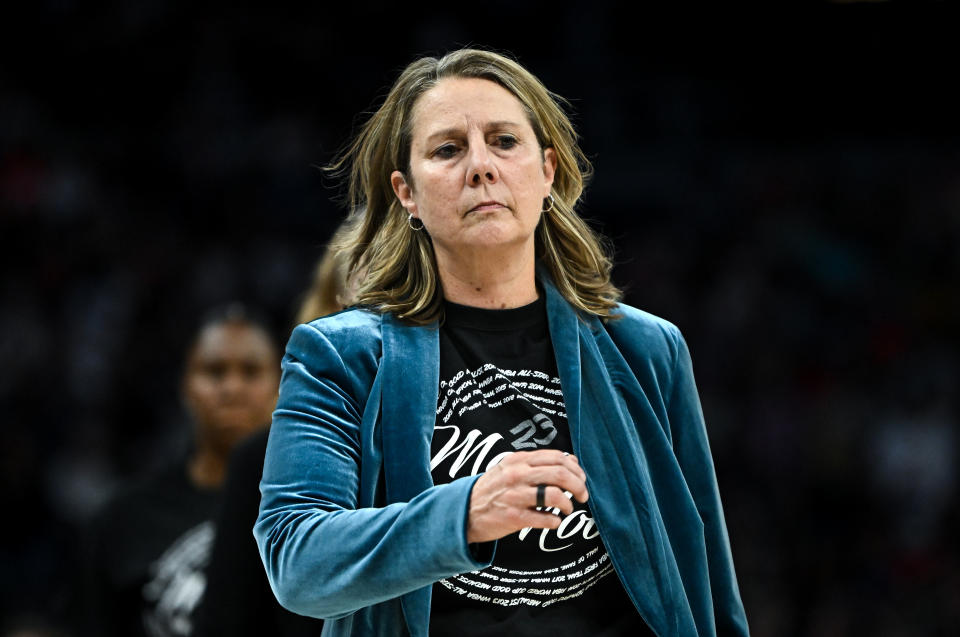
[434,144,459,159]
[495,135,517,149]
[202,362,227,380]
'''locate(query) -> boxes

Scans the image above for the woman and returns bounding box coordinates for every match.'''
[85,304,280,637]
[196,223,358,637]
[255,49,749,637]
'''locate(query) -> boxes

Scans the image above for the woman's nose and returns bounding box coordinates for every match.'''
[219,369,246,399]
[466,141,498,186]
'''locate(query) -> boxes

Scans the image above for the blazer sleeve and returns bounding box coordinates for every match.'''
[666,328,750,637]
[254,322,492,620]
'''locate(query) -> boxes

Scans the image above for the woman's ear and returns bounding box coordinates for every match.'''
[542,147,557,195]
[391,170,417,214]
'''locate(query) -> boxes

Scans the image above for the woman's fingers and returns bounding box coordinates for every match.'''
[466,449,589,543]
[512,508,566,532]
[498,450,588,503]
[514,450,586,481]
[525,467,588,504]
[531,484,576,516]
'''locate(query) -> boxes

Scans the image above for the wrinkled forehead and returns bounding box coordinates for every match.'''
[408,76,537,143]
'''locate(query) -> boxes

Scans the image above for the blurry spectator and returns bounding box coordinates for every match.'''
[195,223,356,637]
[81,304,280,637]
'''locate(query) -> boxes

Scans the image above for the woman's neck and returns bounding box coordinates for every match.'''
[188,447,227,489]
[435,245,538,309]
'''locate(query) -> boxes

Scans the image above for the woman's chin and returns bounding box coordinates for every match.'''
[453,221,534,251]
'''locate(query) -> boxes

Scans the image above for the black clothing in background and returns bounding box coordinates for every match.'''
[82,458,219,637]
[194,429,324,637]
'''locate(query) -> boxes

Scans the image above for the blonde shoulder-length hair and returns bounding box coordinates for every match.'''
[328,48,622,325]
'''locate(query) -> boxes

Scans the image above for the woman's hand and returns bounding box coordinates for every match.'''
[466,450,589,544]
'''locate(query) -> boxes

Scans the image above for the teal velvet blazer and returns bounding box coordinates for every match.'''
[255,276,749,637]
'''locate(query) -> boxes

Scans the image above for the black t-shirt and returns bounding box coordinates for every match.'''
[429,297,652,636]
[194,430,324,637]
[82,459,219,637]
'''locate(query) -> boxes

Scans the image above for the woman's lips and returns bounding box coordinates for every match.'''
[468,201,506,214]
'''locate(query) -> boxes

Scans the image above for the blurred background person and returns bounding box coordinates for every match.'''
[81,304,280,637]
[195,221,357,637]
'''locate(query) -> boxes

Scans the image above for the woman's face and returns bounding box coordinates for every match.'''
[391,77,556,261]
[182,322,279,454]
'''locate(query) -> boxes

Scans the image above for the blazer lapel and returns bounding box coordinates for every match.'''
[543,280,583,450]
[543,279,678,636]
[380,312,440,502]
[380,312,440,637]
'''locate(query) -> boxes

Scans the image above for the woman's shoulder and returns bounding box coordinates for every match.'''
[304,306,382,335]
[287,307,384,363]
[607,303,682,344]
[597,302,686,374]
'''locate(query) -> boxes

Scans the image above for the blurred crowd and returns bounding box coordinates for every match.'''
[2,4,958,636]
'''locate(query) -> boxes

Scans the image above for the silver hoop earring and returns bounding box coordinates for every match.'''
[541,195,555,213]
[407,212,424,231]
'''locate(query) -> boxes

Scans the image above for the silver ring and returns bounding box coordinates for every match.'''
[536,484,546,509]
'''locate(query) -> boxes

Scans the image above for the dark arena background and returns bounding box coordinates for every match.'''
[1,3,958,636]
